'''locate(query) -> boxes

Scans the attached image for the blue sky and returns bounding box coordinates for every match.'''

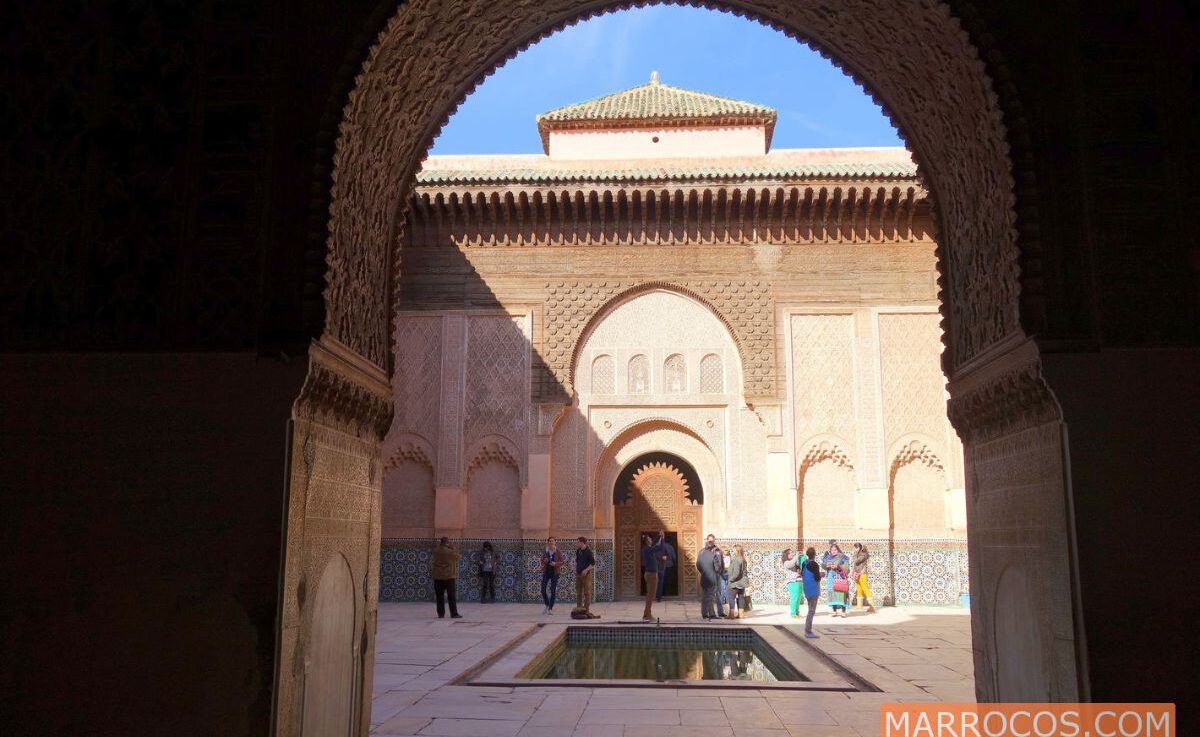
[429,4,903,155]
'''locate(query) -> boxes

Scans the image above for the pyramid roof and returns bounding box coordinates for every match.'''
[536,73,777,152]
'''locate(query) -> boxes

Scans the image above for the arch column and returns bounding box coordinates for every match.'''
[276,337,391,737]
[948,336,1081,702]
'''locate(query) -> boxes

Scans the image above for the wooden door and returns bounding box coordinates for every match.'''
[616,460,702,599]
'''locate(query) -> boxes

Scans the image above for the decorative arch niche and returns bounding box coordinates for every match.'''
[888,438,950,538]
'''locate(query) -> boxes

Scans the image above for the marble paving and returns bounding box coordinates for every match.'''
[370,601,974,737]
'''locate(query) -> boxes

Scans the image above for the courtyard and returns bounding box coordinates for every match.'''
[369,602,973,737]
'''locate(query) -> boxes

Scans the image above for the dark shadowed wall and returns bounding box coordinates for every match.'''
[1,0,1196,734]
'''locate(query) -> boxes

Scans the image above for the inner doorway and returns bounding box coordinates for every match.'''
[614,452,704,600]
[638,530,680,596]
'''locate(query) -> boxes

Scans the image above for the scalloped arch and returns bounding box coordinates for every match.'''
[797,437,856,477]
[382,433,435,471]
[464,434,522,481]
[887,438,946,488]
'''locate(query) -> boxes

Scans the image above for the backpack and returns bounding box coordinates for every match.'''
[802,560,822,599]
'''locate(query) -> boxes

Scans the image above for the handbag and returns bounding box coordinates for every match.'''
[742,593,752,611]
[833,578,849,593]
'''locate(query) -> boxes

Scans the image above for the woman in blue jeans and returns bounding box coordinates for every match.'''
[539,536,563,614]
[801,547,824,637]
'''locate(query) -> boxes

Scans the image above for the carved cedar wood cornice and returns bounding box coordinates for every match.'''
[294,336,392,439]
[406,183,930,248]
[947,337,1061,444]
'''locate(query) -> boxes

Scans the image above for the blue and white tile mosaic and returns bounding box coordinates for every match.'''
[380,537,614,604]
[379,537,966,606]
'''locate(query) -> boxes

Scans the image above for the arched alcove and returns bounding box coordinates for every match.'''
[301,555,357,737]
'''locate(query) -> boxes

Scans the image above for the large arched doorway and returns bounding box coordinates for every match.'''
[613,452,705,599]
[285,0,1084,731]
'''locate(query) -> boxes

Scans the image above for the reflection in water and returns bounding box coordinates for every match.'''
[540,643,783,681]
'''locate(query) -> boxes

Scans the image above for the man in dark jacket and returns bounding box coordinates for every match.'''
[696,537,722,619]
[655,530,676,602]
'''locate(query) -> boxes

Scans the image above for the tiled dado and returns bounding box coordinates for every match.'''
[380,538,615,603]
[735,538,970,607]
[379,537,967,605]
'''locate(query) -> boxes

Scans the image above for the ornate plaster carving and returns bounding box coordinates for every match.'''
[888,438,945,483]
[464,434,522,481]
[947,339,1061,444]
[294,336,392,440]
[382,433,435,471]
[798,438,855,475]
[557,280,769,402]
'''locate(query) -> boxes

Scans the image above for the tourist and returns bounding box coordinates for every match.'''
[575,536,595,613]
[851,542,877,613]
[783,548,802,619]
[697,536,722,620]
[705,534,728,617]
[802,547,824,637]
[655,530,676,602]
[431,537,462,619]
[726,544,748,618]
[822,540,851,617]
[540,536,563,615]
[641,534,658,622]
[476,541,497,603]
[718,544,732,617]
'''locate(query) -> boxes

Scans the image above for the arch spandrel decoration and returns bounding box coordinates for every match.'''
[557,280,763,402]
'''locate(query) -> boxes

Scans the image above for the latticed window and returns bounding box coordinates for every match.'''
[628,354,650,394]
[591,354,615,393]
[664,353,687,393]
[700,353,723,393]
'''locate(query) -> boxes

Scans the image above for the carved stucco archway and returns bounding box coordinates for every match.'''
[594,418,725,529]
[569,282,751,400]
[285,1,1083,730]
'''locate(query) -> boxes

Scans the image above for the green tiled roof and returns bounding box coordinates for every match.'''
[535,74,777,151]
[538,76,776,126]
[416,161,919,186]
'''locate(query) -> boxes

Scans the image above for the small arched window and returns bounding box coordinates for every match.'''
[664,353,687,394]
[591,354,615,394]
[700,353,723,393]
[628,354,650,394]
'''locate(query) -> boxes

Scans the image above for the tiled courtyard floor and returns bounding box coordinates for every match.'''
[370,600,974,737]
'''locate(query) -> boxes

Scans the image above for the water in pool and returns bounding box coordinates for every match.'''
[532,629,802,682]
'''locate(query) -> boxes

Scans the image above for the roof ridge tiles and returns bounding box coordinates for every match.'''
[537,80,777,124]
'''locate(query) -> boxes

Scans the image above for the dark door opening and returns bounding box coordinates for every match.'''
[639,530,681,597]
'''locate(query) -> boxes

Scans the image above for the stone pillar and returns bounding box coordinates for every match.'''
[949,336,1082,702]
[852,309,889,530]
[527,404,561,532]
[275,336,391,737]
[435,315,466,533]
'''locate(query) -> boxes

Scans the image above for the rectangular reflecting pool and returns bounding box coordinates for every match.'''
[470,624,861,691]
[522,627,805,682]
